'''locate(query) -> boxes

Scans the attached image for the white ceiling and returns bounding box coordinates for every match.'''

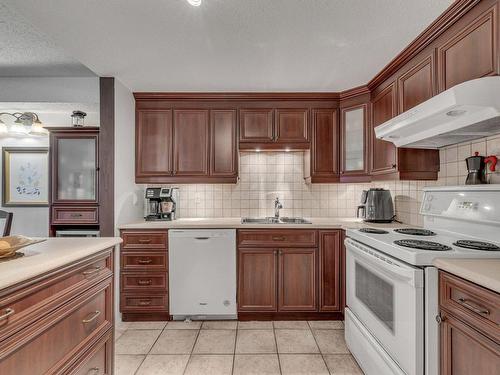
[3,0,453,91]
[0,2,95,77]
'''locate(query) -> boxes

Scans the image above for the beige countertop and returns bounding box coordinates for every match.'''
[118,217,408,230]
[433,258,500,293]
[0,237,122,290]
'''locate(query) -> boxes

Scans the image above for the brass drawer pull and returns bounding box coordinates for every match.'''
[138,300,152,306]
[70,213,84,218]
[83,266,102,276]
[137,279,152,286]
[272,236,286,241]
[458,298,490,316]
[82,310,101,324]
[87,367,99,375]
[138,238,152,244]
[137,258,152,264]
[0,307,14,321]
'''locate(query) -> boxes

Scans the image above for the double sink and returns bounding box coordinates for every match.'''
[241,217,311,224]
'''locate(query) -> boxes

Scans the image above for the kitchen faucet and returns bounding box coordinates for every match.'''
[274,197,283,219]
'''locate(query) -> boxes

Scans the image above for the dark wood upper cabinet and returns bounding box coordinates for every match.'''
[136,110,173,180]
[239,109,274,142]
[275,109,309,143]
[437,5,498,92]
[306,109,339,183]
[237,248,278,312]
[398,53,436,112]
[319,230,342,312]
[173,110,209,176]
[370,83,397,175]
[210,110,238,177]
[278,248,317,312]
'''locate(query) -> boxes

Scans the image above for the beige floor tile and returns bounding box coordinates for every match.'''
[279,354,329,375]
[273,320,310,329]
[233,354,281,375]
[324,354,364,374]
[275,329,319,353]
[313,329,349,354]
[235,329,277,354]
[115,354,145,375]
[127,321,168,330]
[202,320,238,330]
[193,329,236,354]
[238,321,273,329]
[135,355,189,375]
[308,320,344,330]
[165,321,202,330]
[115,328,126,342]
[184,355,233,375]
[150,329,198,354]
[115,330,162,355]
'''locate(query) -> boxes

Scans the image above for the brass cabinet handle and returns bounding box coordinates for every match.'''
[0,307,14,321]
[82,310,101,324]
[279,250,283,255]
[70,213,84,218]
[138,238,152,244]
[83,266,102,276]
[137,279,152,286]
[87,368,99,375]
[458,298,490,316]
[138,300,152,306]
[272,236,286,241]
[137,258,152,264]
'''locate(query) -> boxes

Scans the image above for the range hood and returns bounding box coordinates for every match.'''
[375,77,500,149]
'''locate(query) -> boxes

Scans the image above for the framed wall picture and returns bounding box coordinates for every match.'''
[2,147,49,207]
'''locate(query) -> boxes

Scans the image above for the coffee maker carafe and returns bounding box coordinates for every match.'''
[144,187,179,221]
[465,152,497,185]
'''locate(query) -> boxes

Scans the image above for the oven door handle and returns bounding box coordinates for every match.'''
[346,238,421,285]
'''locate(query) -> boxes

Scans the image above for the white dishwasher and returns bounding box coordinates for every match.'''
[168,229,237,320]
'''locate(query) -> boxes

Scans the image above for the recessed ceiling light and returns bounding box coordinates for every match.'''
[187,0,202,6]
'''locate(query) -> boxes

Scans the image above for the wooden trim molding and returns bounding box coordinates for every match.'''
[134,92,341,101]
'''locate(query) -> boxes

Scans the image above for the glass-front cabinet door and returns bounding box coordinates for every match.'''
[51,130,99,204]
[340,104,369,181]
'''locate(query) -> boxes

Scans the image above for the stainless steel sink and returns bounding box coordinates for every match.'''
[241,217,311,224]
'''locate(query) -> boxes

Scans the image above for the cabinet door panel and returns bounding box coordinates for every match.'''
[278,248,317,312]
[311,109,339,179]
[238,248,277,312]
[239,109,274,142]
[275,109,309,143]
[136,110,172,178]
[398,54,435,112]
[210,110,237,177]
[340,104,369,179]
[371,83,397,174]
[438,6,498,92]
[173,110,209,176]
[319,231,341,312]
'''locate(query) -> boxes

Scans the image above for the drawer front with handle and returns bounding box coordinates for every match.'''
[0,250,112,342]
[121,252,167,271]
[121,273,167,292]
[52,206,99,225]
[69,330,112,375]
[439,271,499,342]
[0,281,112,375]
[120,294,168,312]
[237,229,317,247]
[121,231,167,250]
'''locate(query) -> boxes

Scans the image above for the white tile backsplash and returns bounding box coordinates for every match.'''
[153,134,500,226]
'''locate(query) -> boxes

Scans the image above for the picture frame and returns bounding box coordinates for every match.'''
[2,147,49,207]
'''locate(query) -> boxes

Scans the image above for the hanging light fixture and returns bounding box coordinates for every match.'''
[186,0,202,6]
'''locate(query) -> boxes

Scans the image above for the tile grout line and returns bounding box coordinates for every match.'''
[130,321,168,375]
[273,321,283,375]
[182,322,203,375]
[308,322,333,375]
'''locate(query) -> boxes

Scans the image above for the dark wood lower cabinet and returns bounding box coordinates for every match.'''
[319,230,342,312]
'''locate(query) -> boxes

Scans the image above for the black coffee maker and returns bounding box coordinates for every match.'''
[465,152,497,185]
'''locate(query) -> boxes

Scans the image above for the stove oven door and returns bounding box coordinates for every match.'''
[345,238,424,375]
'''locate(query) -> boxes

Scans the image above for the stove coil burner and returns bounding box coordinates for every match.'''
[394,228,436,236]
[453,240,500,251]
[394,239,452,251]
[359,228,389,234]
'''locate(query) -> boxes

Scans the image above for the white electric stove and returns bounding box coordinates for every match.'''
[344,185,500,375]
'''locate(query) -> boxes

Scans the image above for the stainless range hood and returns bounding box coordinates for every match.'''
[375,77,500,149]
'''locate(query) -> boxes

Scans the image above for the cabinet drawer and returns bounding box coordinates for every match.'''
[121,252,167,271]
[440,271,500,341]
[0,250,112,342]
[121,273,167,292]
[52,206,99,225]
[237,230,317,247]
[121,231,167,250]
[121,294,168,313]
[70,330,112,375]
[0,281,112,375]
